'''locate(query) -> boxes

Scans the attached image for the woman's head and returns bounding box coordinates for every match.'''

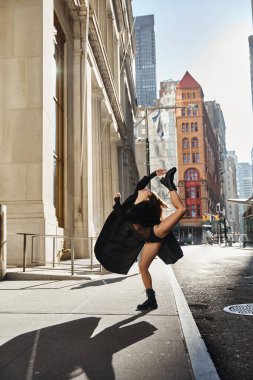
[135,189,168,223]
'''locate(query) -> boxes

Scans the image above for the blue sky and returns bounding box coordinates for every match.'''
[132,0,253,163]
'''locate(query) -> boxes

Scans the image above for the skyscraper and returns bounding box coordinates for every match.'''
[248,35,253,108]
[135,15,157,106]
[237,162,252,198]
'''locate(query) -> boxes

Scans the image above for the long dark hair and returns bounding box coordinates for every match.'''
[125,191,168,227]
[148,191,168,222]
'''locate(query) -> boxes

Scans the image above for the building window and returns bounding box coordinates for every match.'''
[182,93,185,99]
[183,153,190,163]
[185,122,189,132]
[185,206,191,217]
[191,122,198,132]
[182,138,190,149]
[182,108,186,116]
[53,16,65,228]
[192,153,200,163]
[186,186,200,198]
[184,168,199,181]
[191,205,196,217]
[187,108,191,116]
[193,108,197,116]
[193,92,196,98]
[192,137,199,148]
[182,123,185,132]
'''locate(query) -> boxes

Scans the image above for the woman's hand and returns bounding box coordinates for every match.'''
[156,169,167,176]
[114,192,121,199]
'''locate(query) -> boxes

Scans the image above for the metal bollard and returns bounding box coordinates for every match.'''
[0,205,7,280]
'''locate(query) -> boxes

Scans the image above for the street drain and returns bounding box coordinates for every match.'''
[223,304,253,316]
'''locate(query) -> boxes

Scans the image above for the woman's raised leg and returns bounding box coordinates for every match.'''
[154,190,186,239]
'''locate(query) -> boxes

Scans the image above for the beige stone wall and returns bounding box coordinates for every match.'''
[0,0,138,265]
[0,0,60,265]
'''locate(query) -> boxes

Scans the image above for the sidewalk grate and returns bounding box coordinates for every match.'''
[223,303,253,316]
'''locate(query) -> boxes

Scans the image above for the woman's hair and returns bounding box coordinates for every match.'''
[148,191,168,222]
[125,191,169,227]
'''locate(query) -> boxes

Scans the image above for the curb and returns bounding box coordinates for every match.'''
[167,266,220,380]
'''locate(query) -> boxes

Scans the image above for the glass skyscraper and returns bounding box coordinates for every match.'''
[135,15,157,106]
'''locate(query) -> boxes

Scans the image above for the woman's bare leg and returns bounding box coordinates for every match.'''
[138,242,162,289]
[154,190,186,239]
[137,242,162,310]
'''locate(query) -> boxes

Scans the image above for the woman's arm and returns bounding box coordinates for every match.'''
[113,193,123,215]
[134,169,167,193]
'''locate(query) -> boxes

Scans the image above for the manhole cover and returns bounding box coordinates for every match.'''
[223,304,253,316]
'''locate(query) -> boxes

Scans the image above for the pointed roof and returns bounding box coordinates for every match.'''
[177,71,201,89]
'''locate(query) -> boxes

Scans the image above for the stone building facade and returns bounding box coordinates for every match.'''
[0,0,138,265]
[134,80,178,210]
[175,72,221,243]
[225,155,240,234]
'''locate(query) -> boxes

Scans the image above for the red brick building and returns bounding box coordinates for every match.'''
[175,71,221,243]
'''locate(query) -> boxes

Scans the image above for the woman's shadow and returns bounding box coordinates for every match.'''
[0,312,156,380]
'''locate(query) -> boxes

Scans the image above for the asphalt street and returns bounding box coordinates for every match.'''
[173,243,253,380]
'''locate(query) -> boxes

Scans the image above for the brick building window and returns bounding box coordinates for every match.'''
[192,153,200,163]
[191,122,198,132]
[191,137,199,148]
[181,108,186,116]
[183,153,190,163]
[186,186,200,198]
[184,168,199,181]
[182,138,190,149]
[182,123,189,132]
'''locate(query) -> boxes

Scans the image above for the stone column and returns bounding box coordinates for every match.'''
[111,133,120,196]
[92,91,104,235]
[101,118,113,219]
[72,20,90,258]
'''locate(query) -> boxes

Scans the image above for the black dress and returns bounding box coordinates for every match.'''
[94,172,183,274]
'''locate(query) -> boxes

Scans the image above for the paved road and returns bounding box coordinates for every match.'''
[173,244,253,380]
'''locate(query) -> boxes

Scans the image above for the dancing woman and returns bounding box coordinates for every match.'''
[95,168,186,310]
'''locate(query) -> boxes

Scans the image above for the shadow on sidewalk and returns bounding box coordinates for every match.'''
[71,273,139,290]
[0,312,156,380]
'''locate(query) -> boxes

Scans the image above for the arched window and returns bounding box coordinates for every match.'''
[182,138,190,149]
[195,122,198,131]
[192,137,199,148]
[182,123,185,132]
[185,122,189,132]
[191,122,194,131]
[184,168,199,181]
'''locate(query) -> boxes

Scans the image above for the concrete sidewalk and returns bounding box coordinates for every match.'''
[0,260,219,380]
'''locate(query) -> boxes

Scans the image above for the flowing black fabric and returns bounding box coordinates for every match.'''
[94,173,183,274]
